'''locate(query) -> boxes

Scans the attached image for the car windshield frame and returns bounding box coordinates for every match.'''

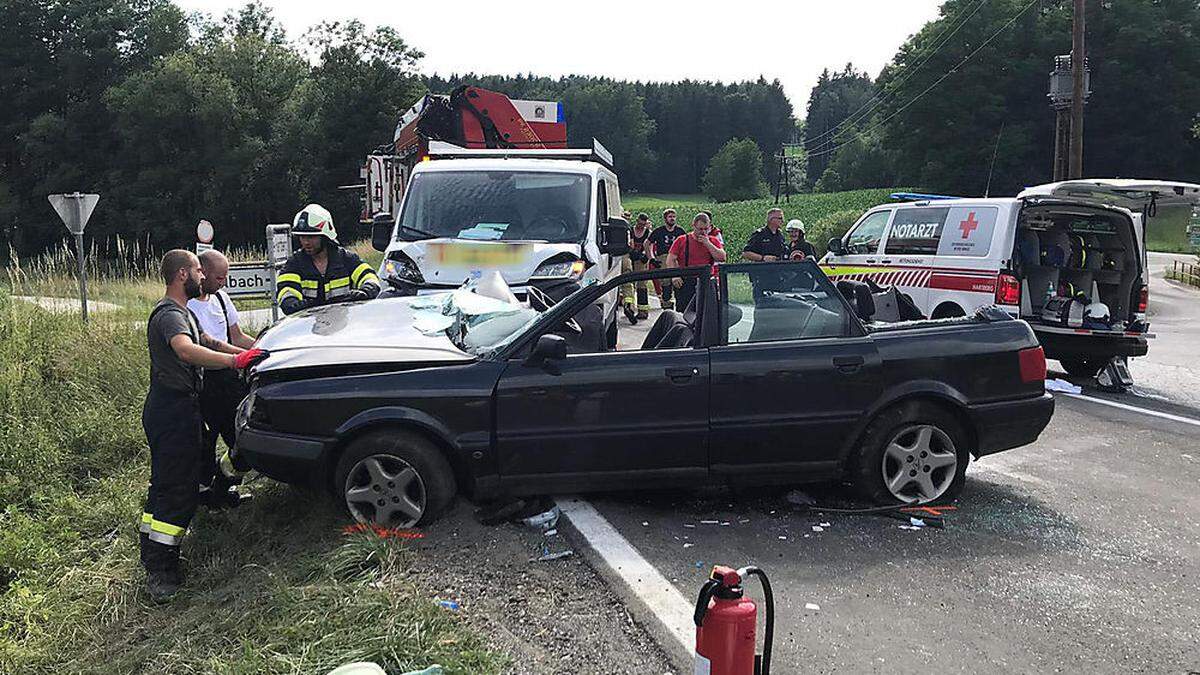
[395,169,592,244]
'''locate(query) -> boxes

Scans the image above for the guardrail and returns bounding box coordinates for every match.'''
[1169,260,1200,288]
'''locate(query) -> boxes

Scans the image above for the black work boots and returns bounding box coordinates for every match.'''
[140,533,182,603]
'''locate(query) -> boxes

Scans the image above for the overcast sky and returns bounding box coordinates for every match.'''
[175,0,946,110]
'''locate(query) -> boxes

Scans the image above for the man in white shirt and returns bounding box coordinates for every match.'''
[188,250,257,508]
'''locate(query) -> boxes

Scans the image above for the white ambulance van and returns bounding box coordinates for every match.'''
[821,180,1200,383]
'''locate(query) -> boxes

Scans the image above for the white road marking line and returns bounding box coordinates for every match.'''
[1061,393,1200,428]
[556,497,695,655]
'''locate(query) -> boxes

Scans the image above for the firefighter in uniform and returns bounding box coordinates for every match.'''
[276,204,381,315]
[787,219,817,260]
[618,212,654,323]
[141,250,267,601]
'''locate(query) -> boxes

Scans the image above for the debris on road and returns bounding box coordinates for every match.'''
[805,602,820,611]
[532,550,574,562]
[522,504,561,531]
[811,525,824,532]
[786,489,815,506]
[435,599,460,611]
[1045,378,1083,394]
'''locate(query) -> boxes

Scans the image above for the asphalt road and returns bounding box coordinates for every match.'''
[574,256,1200,673]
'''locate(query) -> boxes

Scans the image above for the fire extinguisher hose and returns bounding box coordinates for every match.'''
[739,566,774,675]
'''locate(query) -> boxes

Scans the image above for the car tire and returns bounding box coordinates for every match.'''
[334,429,456,527]
[1060,358,1103,378]
[853,401,968,505]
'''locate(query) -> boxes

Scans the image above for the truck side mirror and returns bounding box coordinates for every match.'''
[598,218,630,256]
[523,333,567,371]
[827,237,846,255]
[371,213,394,253]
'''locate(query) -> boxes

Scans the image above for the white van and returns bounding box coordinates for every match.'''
[821,179,1200,381]
[370,140,631,347]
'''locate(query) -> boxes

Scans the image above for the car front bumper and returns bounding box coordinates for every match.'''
[969,392,1055,457]
[236,420,332,487]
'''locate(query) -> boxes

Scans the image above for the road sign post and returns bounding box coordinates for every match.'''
[47,193,100,322]
[266,223,293,322]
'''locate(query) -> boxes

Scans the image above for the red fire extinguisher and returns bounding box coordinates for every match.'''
[693,564,774,675]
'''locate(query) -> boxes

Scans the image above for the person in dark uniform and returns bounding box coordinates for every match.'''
[741,208,789,262]
[141,250,268,601]
[276,204,381,315]
[787,219,818,260]
[647,208,687,309]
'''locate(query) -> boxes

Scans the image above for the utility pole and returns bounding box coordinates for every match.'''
[1069,0,1086,178]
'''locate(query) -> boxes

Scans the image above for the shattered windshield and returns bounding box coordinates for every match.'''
[396,171,591,243]
[410,289,541,356]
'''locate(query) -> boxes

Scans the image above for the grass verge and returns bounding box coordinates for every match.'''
[0,291,500,673]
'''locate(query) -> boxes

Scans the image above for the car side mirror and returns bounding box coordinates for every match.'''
[371,213,394,253]
[827,237,845,255]
[524,333,567,370]
[599,218,630,256]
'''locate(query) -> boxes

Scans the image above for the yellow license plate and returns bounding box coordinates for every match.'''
[432,243,530,266]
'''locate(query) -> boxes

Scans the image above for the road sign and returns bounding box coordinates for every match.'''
[48,193,100,235]
[197,219,214,243]
[47,192,100,322]
[226,262,274,298]
[196,242,214,255]
[268,224,292,265]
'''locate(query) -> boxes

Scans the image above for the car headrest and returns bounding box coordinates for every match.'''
[836,279,875,320]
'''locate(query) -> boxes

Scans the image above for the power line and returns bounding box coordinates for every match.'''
[803,0,990,150]
[806,0,1039,161]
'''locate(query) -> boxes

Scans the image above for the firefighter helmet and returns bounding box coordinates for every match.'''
[786,219,806,233]
[292,204,338,241]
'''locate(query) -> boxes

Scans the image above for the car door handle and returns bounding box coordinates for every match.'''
[833,356,864,374]
[665,367,699,383]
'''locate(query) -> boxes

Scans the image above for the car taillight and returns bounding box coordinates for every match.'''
[1018,346,1046,384]
[1137,285,1148,313]
[995,273,1020,305]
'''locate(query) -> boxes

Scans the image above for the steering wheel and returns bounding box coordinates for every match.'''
[527,212,572,240]
[527,286,581,334]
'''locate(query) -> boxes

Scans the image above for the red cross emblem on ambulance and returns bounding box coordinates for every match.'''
[958,212,979,239]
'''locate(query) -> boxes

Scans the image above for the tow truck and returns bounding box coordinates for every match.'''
[358,85,631,349]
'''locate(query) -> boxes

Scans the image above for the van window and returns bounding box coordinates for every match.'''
[884,206,999,257]
[845,211,890,254]
[885,207,947,255]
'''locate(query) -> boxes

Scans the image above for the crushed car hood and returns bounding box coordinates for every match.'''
[252,297,474,373]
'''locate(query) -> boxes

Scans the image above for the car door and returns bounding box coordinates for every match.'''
[821,208,892,281]
[493,274,710,494]
[709,262,882,480]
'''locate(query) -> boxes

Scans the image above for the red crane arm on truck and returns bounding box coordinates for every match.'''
[360,85,567,223]
[393,85,567,160]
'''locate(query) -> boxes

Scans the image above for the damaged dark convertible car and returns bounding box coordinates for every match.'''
[236,261,1054,527]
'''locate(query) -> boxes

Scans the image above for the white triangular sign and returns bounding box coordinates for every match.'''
[48,193,100,235]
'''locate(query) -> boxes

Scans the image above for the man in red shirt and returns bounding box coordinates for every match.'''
[665,212,726,311]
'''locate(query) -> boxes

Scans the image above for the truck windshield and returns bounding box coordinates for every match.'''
[397,170,591,243]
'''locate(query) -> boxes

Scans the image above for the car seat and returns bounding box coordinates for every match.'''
[642,310,686,350]
[654,322,695,349]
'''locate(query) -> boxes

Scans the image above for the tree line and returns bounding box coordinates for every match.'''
[803,0,1200,197]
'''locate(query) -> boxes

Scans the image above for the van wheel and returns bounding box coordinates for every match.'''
[1060,358,1103,378]
[853,401,968,505]
[334,429,456,528]
[931,303,965,319]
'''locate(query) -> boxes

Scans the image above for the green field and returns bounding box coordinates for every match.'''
[622,189,904,255]
[1146,204,1197,253]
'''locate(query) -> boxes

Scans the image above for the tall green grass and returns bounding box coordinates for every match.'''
[0,292,499,673]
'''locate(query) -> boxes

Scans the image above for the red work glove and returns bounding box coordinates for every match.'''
[234,348,269,370]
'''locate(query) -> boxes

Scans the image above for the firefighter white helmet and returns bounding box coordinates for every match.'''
[292,204,337,241]
[786,219,806,233]
[1084,302,1110,321]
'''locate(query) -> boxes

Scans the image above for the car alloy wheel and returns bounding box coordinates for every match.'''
[343,454,427,527]
[880,424,958,503]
